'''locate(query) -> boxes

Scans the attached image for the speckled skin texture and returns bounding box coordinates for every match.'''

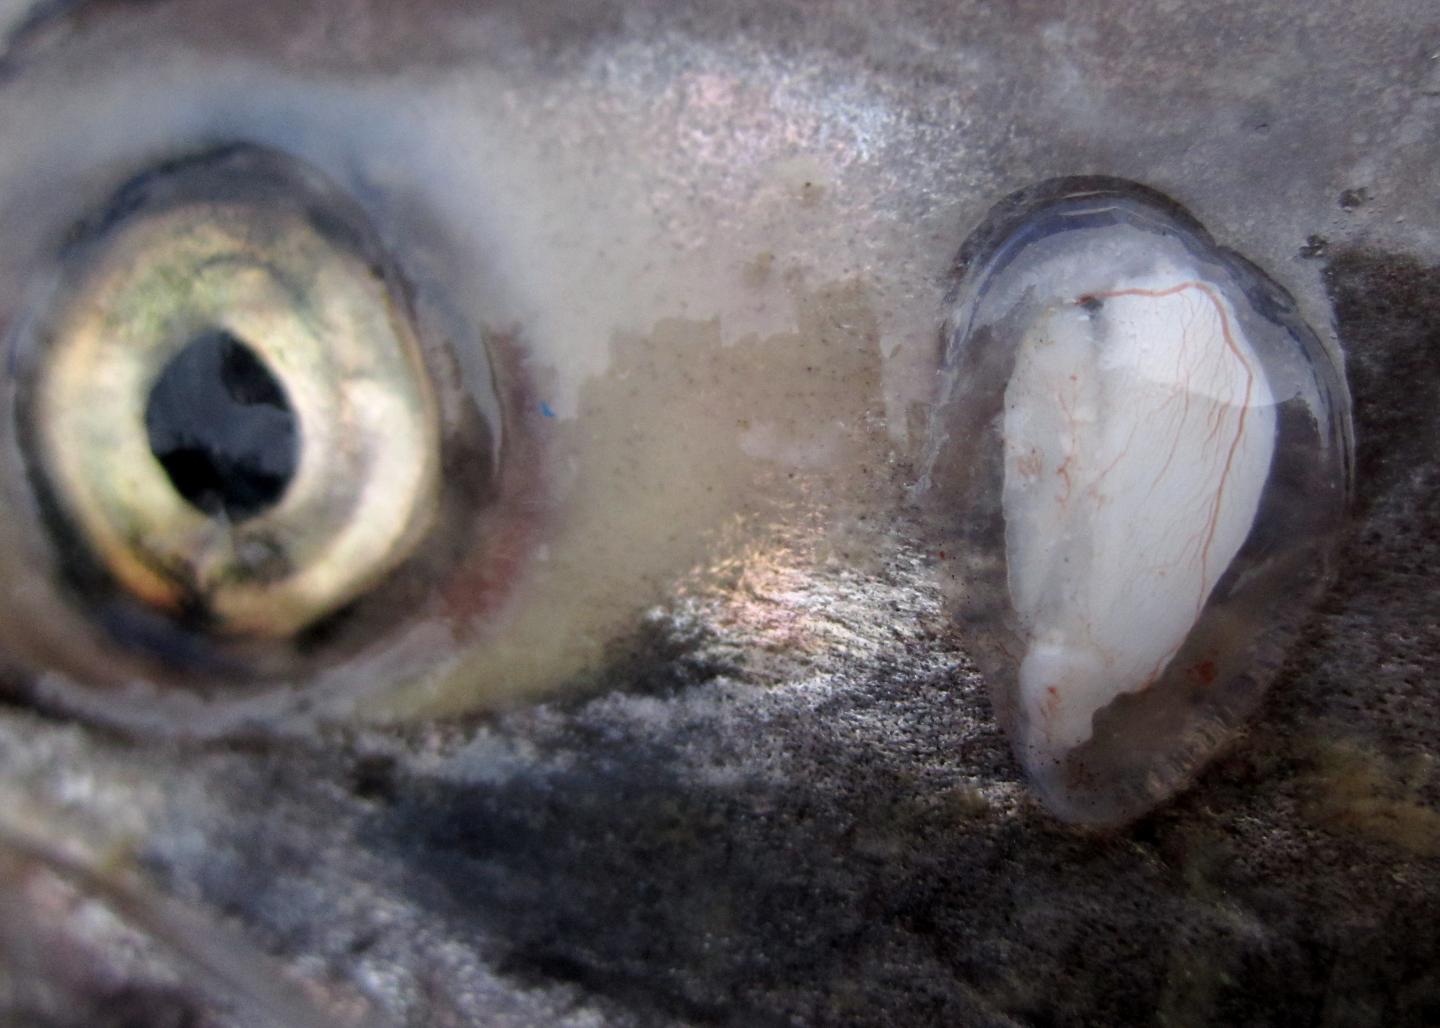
[0,1,1438,1026]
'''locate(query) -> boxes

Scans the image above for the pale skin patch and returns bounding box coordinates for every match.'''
[370,277,895,719]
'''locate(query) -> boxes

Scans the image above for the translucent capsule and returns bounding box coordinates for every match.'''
[920,178,1352,825]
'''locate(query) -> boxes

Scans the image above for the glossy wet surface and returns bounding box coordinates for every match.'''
[0,1,1436,1026]
[145,330,299,521]
[919,180,1351,824]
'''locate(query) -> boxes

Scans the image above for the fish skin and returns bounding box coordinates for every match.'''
[0,1,1438,1025]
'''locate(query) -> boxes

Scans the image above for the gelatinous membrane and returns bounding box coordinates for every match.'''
[919,178,1352,825]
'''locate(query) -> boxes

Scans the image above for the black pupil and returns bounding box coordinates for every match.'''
[144,330,299,521]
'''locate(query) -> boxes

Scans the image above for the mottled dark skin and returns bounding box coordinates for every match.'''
[0,2,1437,1026]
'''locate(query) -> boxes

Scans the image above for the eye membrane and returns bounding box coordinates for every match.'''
[919,177,1353,824]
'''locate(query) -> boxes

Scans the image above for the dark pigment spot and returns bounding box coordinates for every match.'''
[144,330,299,521]
[1338,187,1371,211]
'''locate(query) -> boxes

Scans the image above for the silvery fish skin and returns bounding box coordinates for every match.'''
[0,1,1436,1025]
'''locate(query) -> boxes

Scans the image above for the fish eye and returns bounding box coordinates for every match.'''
[0,141,539,725]
[29,145,441,641]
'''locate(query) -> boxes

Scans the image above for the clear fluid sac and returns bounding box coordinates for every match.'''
[919,177,1353,825]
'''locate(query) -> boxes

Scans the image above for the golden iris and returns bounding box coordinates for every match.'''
[31,157,441,640]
